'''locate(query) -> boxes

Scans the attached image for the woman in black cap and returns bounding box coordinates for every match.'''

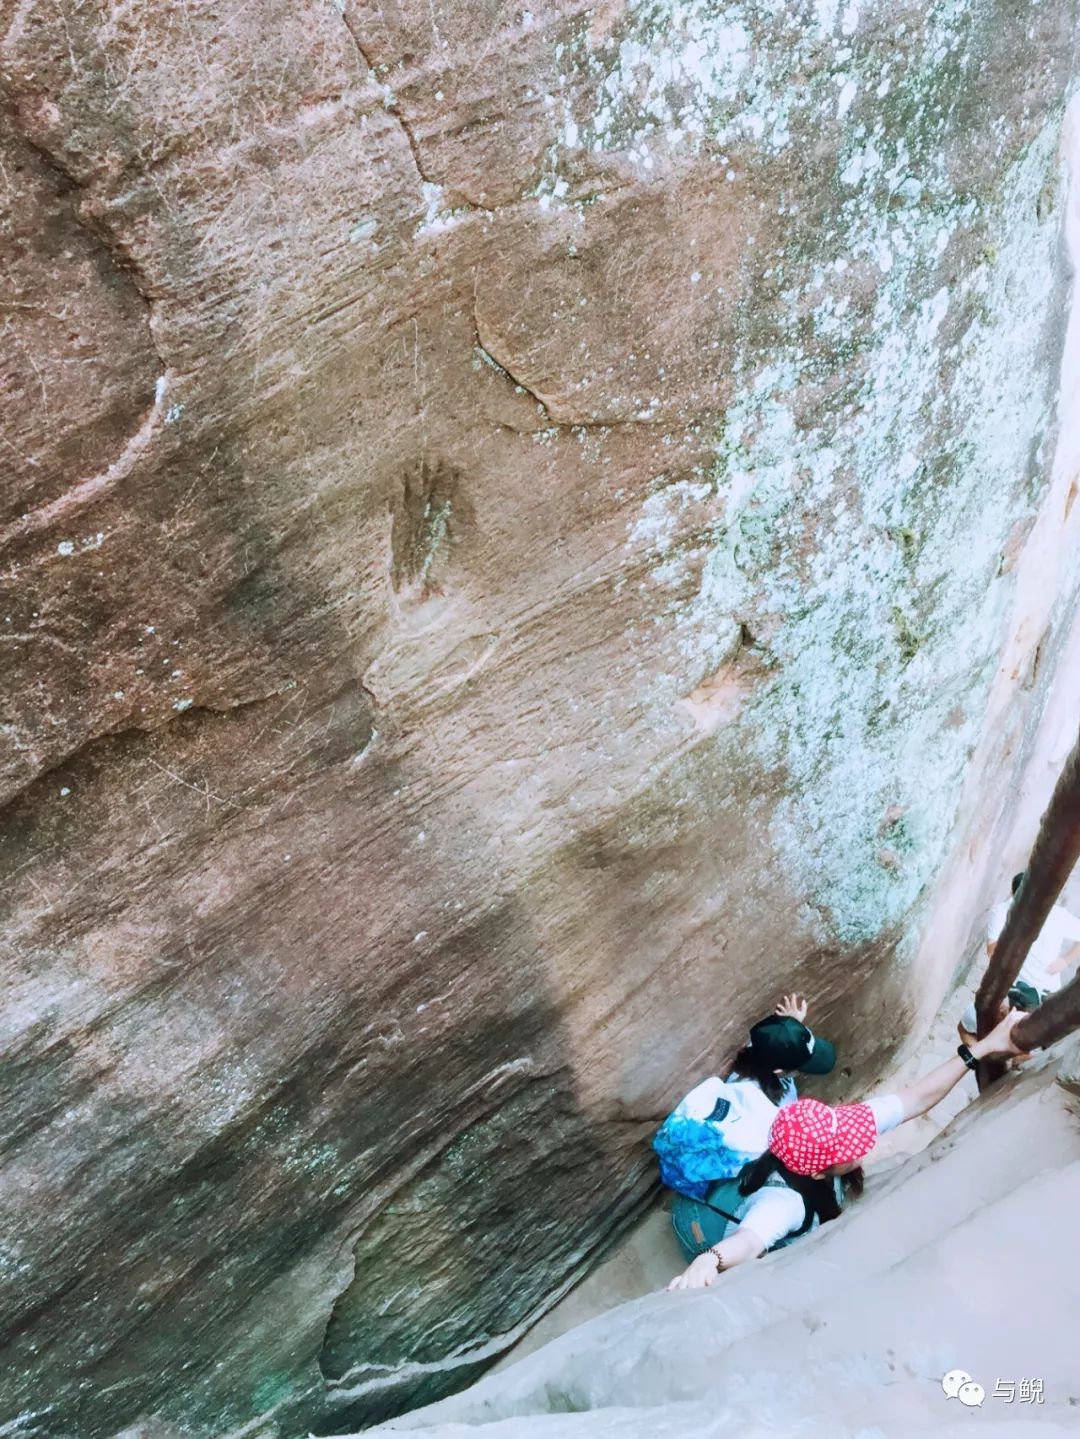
[664,994,837,1261]
[730,993,836,1104]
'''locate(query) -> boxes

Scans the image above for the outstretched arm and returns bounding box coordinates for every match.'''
[895,1009,1027,1122]
[1048,941,1080,977]
[667,1227,764,1291]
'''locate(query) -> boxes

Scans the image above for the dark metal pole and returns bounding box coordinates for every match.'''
[974,722,1080,1039]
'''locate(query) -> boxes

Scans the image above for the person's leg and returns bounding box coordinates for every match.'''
[957,1000,977,1046]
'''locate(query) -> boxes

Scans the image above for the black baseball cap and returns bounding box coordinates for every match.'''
[748,1015,836,1075]
[1007,979,1040,1011]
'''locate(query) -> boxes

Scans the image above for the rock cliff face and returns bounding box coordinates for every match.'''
[1,3,1079,1436]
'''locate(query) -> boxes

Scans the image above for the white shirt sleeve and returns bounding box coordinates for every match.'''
[735,1185,806,1250]
[866,1094,905,1134]
[986,900,1009,943]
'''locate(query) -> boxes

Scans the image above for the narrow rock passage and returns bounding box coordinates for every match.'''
[486,830,1080,1375]
[354,1042,1080,1437]
[488,965,1017,1370]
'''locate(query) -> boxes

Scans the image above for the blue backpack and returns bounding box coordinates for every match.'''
[652,1075,790,1200]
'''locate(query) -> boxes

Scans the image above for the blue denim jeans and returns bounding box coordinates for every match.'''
[670,1177,744,1262]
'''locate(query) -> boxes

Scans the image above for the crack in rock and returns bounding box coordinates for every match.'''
[339,4,437,188]
[1,113,174,547]
[473,305,673,432]
[0,385,173,553]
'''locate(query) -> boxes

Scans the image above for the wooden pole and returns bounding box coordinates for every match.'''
[974,723,1080,1036]
[1013,967,1080,1050]
[973,722,1080,1086]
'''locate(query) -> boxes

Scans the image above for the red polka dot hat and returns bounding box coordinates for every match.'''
[768,1096,879,1175]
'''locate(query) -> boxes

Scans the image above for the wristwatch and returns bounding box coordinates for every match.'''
[957,1043,978,1071]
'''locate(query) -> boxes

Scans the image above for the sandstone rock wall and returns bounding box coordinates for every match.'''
[1,3,1079,1436]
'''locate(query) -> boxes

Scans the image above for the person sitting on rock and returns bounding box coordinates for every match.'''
[667,1007,1027,1290]
[659,995,836,1258]
[958,871,1080,1042]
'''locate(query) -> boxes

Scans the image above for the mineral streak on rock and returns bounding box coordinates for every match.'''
[0,2,1078,1436]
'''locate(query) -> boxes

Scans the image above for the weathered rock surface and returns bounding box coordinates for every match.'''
[1,3,1079,1436]
[360,1054,1080,1437]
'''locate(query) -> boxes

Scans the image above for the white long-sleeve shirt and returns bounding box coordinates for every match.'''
[987,899,1080,994]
